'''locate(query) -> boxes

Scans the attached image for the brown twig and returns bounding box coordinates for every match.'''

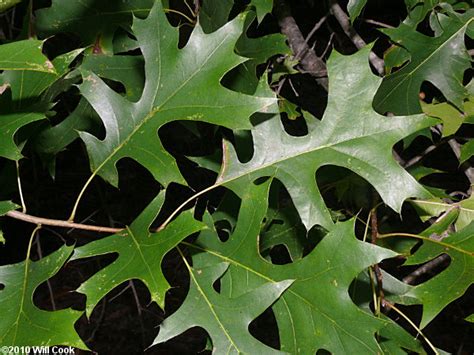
[362,18,395,29]
[274,0,328,90]
[5,210,122,234]
[304,14,328,44]
[403,254,450,285]
[329,0,385,75]
[370,202,387,313]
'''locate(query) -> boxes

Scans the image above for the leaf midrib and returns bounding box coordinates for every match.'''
[218,124,414,185]
[188,264,240,353]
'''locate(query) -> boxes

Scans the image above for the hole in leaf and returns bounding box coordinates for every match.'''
[233,129,254,163]
[212,277,221,293]
[152,327,211,354]
[268,244,292,265]
[254,176,271,185]
[159,121,221,157]
[0,284,4,291]
[215,223,230,242]
[249,306,280,350]
[316,350,331,355]
[211,189,241,234]
[42,32,82,58]
[276,74,327,120]
[259,179,325,263]
[76,279,164,353]
[102,78,126,96]
[420,81,445,105]
[221,63,260,95]
[280,110,308,137]
[113,28,139,54]
[115,158,162,225]
[316,166,373,217]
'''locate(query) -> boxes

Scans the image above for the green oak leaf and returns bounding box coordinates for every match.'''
[403,0,438,27]
[0,200,19,215]
[403,221,474,328]
[71,192,206,316]
[465,314,474,323]
[81,54,145,101]
[411,196,474,231]
[78,2,275,188]
[154,262,292,354]
[0,39,54,73]
[251,0,273,23]
[0,245,86,348]
[460,139,474,164]
[34,52,144,171]
[36,0,154,51]
[0,49,82,160]
[229,12,290,94]
[217,45,436,230]
[200,0,272,33]
[189,180,399,354]
[0,92,45,160]
[0,201,18,245]
[421,99,474,137]
[1,48,82,106]
[347,0,368,22]
[260,180,313,261]
[200,0,234,33]
[0,0,21,13]
[374,10,473,114]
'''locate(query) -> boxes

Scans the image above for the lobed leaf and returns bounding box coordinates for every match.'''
[78,1,275,188]
[404,221,474,328]
[189,180,399,354]
[374,10,473,114]
[0,245,86,348]
[71,192,206,315]
[36,0,154,51]
[218,45,436,230]
[154,262,293,354]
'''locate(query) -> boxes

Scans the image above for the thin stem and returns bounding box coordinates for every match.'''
[368,267,380,316]
[183,0,196,18]
[362,211,371,243]
[6,210,122,234]
[164,8,196,24]
[16,160,27,213]
[6,181,219,234]
[378,232,472,256]
[362,18,394,29]
[386,302,439,355]
[20,226,42,315]
[157,184,217,231]
[68,172,97,222]
[35,235,56,310]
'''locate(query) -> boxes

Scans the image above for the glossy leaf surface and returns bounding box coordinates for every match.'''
[374,11,473,114]
[71,192,206,315]
[218,46,435,230]
[190,181,399,354]
[0,245,85,348]
[154,262,292,354]
[79,2,275,188]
